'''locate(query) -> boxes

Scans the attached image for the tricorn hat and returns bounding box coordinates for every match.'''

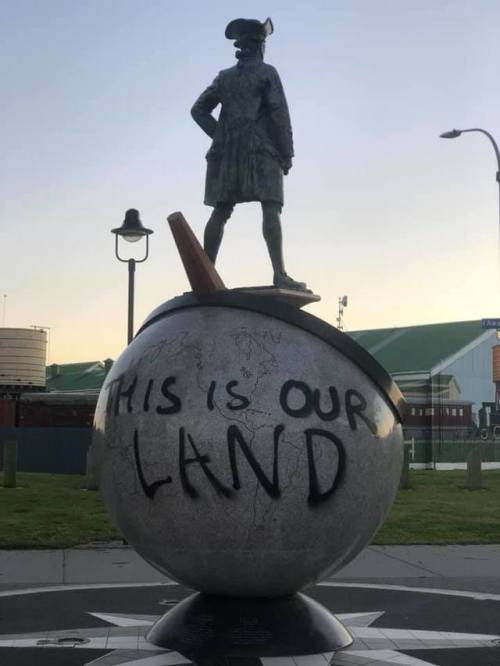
[225,17,274,41]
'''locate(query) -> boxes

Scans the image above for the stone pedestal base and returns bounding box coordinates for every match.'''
[225,286,320,308]
[146,592,352,659]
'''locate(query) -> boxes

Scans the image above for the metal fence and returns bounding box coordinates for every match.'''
[1,428,500,477]
[0,427,91,475]
[405,437,500,470]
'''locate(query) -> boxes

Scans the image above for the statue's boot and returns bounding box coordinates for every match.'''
[273,271,308,292]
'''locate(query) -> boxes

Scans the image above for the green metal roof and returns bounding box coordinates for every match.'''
[395,374,460,397]
[46,361,111,392]
[348,320,485,373]
[45,320,486,390]
[396,375,454,390]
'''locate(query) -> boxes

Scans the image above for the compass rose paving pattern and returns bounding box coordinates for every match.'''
[0,583,499,666]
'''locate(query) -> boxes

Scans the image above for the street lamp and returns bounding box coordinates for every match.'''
[112,209,153,344]
[440,127,500,268]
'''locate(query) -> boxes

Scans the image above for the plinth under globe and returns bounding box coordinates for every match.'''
[94,291,404,598]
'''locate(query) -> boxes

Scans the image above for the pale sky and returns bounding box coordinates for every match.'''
[1,0,499,363]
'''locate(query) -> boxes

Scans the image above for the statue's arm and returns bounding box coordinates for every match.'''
[264,67,294,172]
[191,77,220,139]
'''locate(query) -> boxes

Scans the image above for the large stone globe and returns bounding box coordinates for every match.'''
[94,292,404,597]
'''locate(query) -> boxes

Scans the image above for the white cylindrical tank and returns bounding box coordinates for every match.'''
[0,328,47,390]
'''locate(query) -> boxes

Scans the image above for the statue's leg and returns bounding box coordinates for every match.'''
[261,201,307,291]
[204,203,234,264]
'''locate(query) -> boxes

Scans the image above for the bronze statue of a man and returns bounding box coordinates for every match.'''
[191,17,306,291]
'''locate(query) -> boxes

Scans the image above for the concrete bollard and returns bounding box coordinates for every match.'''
[466,442,482,490]
[85,442,100,491]
[399,444,412,490]
[3,439,17,488]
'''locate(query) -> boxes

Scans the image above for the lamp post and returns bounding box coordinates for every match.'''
[112,209,153,344]
[440,128,500,269]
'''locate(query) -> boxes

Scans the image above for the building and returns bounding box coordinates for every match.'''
[16,360,114,428]
[0,360,114,475]
[348,320,498,441]
[35,323,499,439]
[3,321,499,474]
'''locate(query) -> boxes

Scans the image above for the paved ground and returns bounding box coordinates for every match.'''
[1,581,499,665]
[1,543,499,590]
[0,544,499,665]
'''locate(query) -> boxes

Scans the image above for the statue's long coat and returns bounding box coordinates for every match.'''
[191,60,294,207]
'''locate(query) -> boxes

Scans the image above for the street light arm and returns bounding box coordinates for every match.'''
[459,128,500,173]
[134,234,150,264]
[441,126,500,293]
[115,234,150,263]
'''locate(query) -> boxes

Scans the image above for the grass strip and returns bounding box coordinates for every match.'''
[0,470,498,548]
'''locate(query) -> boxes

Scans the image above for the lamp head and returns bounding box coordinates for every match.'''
[440,129,462,139]
[112,209,153,243]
